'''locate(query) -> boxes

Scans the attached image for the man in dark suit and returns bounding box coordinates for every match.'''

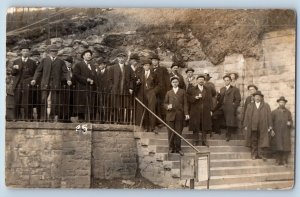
[168,63,186,90]
[95,58,111,123]
[73,49,98,122]
[151,53,169,124]
[31,45,72,122]
[164,76,189,154]
[128,53,143,95]
[213,74,241,141]
[109,51,135,123]
[242,84,258,124]
[11,44,38,120]
[188,74,213,146]
[136,59,159,132]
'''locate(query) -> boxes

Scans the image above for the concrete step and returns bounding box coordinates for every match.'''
[156,145,250,153]
[195,180,294,190]
[197,171,294,186]
[168,152,252,160]
[149,139,246,146]
[210,159,277,167]
[210,165,293,176]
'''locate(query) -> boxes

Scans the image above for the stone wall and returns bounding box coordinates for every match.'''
[5,122,137,188]
[92,124,137,180]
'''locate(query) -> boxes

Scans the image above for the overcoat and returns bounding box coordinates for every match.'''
[73,61,97,114]
[271,107,293,151]
[188,85,213,131]
[243,102,273,147]
[109,64,134,95]
[216,85,241,127]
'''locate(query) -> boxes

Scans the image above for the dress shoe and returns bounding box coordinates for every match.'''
[202,141,209,147]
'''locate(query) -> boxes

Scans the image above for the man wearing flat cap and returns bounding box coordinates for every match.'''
[188,74,213,146]
[150,53,170,124]
[184,68,197,91]
[164,76,189,154]
[31,45,71,122]
[136,59,159,132]
[213,74,241,141]
[243,84,258,124]
[243,91,273,160]
[169,63,186,91]
[11,44,38,120]
[128,53,143,95]
[271,96,293,165]
[73,49,97,122]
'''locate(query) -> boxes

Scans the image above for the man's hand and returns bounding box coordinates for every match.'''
[195,96,200,99]
[67,80,72,86]
[167,104,172,110]
[30,80,36,86]
[13,64,19,69]
[287,121,292,126]
[210,111,213,116]
[244,127,247,131]
[129,89,133,95]
[185,115,190,120]
[87,78,93,85]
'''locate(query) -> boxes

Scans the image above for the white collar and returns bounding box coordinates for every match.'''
[226,85,231,89]
[173,87,179,93]
[255,102,261,108]
[131,65,136,71]
[22,57,28,61]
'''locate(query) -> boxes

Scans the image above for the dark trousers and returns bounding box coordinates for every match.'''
[251,130,259,158]
[143,90,157,131]
[14,86,34,120]
[276,151,289,164]
[167,113,184,151]
[226,126,237,139]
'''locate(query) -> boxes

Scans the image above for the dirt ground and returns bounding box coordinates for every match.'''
[91,177,162,189]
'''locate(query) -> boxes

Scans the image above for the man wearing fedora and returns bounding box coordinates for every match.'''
[271,96,293,165]
[184,68,197,91]
[128,53,143,94]
[243,91,273,160]
[150,53,169,124]
[136,59,159,132]
[213,74,241,141]
[188,74,213,146]
[109,50,135,123]
[31,45,71,122]
[73,49,97,122]
[11,44,38,120]
[169,63,186,91]
[164,76,189,154]
[243,84,258,124]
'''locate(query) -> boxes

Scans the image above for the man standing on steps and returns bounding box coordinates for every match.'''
[271,96,293,165]
[243,84,258,124]
[243,91,273,160]
[31,45,71,122]
[213,74,241,141]
[188,74,213,146]
[164,76,189,155]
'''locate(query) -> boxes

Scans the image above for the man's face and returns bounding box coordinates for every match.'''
[249,87,257,95]
[230,73,236,80]
[99,63,106,70]
[278,101,286,108]
[117,56,126,64]
[143,64,150,71]
[254,95,262,103]
[171,66,178,73]
[197,77,205,85]
[187,71,193,78]
[50,51,58,58]
[224,77,231,86]
[130,59,137,67]
[21,48,30,58]
[171,79,179,88]
[151,59,159,67]
[83,52,92,61]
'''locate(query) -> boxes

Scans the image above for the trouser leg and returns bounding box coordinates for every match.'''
[167,121,175,151]
[251,130,258,159]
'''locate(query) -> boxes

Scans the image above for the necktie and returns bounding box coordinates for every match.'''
[88,64,91,70]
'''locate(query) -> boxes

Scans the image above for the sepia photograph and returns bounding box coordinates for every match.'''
[5,8,296,189]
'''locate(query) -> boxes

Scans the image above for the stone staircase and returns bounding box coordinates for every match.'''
[134,127,294,190]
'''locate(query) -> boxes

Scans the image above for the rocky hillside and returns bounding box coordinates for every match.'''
[6,8,295,67]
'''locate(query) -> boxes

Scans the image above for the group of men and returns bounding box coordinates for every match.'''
[7,43,293,164]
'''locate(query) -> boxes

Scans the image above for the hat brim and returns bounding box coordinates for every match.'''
[277,99,288,103]
[81,50,93,58]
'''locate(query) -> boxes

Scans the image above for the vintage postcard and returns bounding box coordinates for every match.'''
[5,8,295,189]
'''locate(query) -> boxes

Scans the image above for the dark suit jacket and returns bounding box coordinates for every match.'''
[153,65,170,98]
[164,88,188,122]
[11,58,37,92]
[109,64,134,95]
[96,68,111,92]
[33,56,69,90]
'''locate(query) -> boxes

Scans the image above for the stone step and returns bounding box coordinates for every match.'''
[210,165,293,176]
[156,145,250,153]
[195,180,294,190]
[210,159,277,167]
[168,152,252,160]
[149,139,246,146]
[196,171,294,186]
